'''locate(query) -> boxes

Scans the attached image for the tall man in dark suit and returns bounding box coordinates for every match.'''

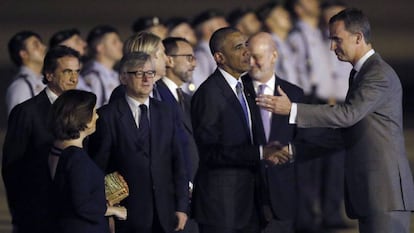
[88,52,188,233]
[2,45,80,233]
[157,37,199,233]
[243,32,304,233]
[191,27,291,233]
[257,8,414,233]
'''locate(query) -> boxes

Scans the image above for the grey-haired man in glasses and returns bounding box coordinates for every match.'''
[89,51,189,233]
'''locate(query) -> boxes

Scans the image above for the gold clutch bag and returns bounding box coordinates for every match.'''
[105,171,129,206]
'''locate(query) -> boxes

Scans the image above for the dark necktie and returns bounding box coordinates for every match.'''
[176,87,185,111]
[236,82,250,128]
[258,84,271,141]
[139,104,150,154]
[349,69,357,88]
[152,83,161,100]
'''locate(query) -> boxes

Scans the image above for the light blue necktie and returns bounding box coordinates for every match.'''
[258,84,271,141]
[236,82,250,128]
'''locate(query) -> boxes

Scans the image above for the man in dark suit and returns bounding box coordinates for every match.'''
[258,8,414,233]
[243,32,304,233]
[158,37,199,185]
[157,37,199,233]
[2,45,80,233]
[88,52,188,233]
[191,27,291,233]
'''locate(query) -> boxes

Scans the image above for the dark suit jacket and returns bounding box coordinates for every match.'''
[88,96,188,232]
[243,74,304,222]
[157,79,199,181]
[52,146,109,233]
[191,69,265,229]
[296,53,414,218]
[2,90,54,233]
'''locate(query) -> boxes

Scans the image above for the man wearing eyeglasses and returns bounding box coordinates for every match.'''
[3,45,80,233]
[89,52,189,233]
[157,37,199,233]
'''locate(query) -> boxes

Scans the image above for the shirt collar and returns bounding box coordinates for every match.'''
[45,87,59,104]
[125,94,150,111]
[162,77,180,101]
[354,49,375,72]
[218,68,246,93]
[252,74,276,94]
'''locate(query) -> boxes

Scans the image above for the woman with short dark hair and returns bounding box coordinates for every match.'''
[48,89,126,233]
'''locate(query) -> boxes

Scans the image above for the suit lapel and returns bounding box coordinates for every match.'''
[213,70,251,137]
[157,80,193,133]
[149,98,163,159]
[117,98,149,156]
[242,75,266,144]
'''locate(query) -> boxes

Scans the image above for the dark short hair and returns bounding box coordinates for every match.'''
[49,28,81,48]
[119,52,151,72]
[8,31,42,66]
[163,37,191,55]
[329,8,371,43]
[42,45,81,84]
[209,27,239,55]
[49,90,97,140]
[87,25,118,58]
[256,1,281,22]
[165,17,189,32]
[132,16,164,33]
[227,8,253,27]
[192,9,224,28]
[320,0,347,10]
[284,0,300,19]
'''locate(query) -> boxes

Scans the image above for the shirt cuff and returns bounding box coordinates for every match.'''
[289,103,298,124]
[259,145,263,160]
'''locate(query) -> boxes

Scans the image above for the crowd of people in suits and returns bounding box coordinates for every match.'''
[2,0,414,233]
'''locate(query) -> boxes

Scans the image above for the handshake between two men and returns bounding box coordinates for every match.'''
[258,85,294,165]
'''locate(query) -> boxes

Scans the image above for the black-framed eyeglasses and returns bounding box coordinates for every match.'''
[126,70,156,79]
[169,54,196,62]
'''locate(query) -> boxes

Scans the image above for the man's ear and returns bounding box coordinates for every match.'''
[19,50,29,62]
[119,73,127,85]
[213,52,224,65]
[45,73,54,83]
[355,32,364,44]
[165,55,174,68]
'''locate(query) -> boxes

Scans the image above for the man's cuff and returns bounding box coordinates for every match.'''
[259,145,263,159]
[289,103,298,124]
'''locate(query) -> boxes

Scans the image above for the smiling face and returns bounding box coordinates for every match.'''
[248,33,277,82]
[215,31,251,78]
[45,56,80,95]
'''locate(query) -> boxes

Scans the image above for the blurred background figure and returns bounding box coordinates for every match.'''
[165,17,197,47]
[227,8,262,37]
[82,25,123,107]
[257,1,299,86]
[49,28,91,91]
[132,16,168,40]
[5,31,47,115]
[190,9,228,93]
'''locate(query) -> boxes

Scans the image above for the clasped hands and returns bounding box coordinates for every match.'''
[263,141,292,165]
